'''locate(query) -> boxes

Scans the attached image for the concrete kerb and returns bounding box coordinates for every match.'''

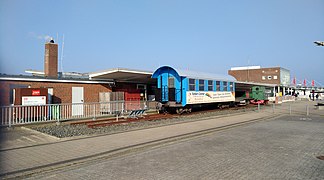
[0,113,281,179]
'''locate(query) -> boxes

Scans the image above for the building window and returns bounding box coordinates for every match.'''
[273,76,278,80]
[223,81,228,91]
[189,79,195,91]
[199,79,205,91]
[208,80,213,91]
[268,76,272,80]
[262,76,266,80]
[137,84,147,90]
[216,81,220,91]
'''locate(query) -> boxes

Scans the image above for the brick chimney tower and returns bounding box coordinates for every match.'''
[44,38,58,78]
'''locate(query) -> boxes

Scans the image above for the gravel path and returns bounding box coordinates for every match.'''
[30,106,259,138]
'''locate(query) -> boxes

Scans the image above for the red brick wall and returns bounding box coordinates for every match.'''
[0,80,112,106]
[228,67,281,84]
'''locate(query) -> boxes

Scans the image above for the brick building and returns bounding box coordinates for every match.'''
[228,66,291,95]
[0,40,156,106]
[0,75,113,106]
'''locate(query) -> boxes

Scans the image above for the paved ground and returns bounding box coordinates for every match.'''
[26,115,324,180]
[0,100,323,179]
[0,127,59,151]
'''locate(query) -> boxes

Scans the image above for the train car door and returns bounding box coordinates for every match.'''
[168,77,176,101]
[160,75,168,102]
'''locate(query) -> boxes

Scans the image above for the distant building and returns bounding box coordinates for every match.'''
[228,66,291,96]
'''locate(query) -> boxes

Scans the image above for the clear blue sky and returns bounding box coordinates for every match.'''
[1,0,323,84]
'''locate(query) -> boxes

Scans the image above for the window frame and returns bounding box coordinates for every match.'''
[199,79,205,91]
[189,79,196,91]
[168,77,175,88]
[216,81,220,91]
[208,80,213,91]
[230,82,234,91]
[223,81,228,91]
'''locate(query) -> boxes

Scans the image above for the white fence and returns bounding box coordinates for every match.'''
[256,101,324,117]
[0,101,158,127]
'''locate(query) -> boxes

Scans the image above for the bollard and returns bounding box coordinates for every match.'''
[272,103,275,113]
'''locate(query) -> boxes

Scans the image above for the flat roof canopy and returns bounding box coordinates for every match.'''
[89,68,156,84]
[235,81,276,91]
[89,67,277,88]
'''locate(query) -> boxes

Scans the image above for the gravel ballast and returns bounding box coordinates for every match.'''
[30,107,259,138]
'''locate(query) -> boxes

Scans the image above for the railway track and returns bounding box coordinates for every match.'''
[72,104,259,129]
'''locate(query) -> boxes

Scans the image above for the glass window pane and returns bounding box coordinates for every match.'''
[216,81,220,91]
[189,79,196,91]
[230,82,233,91]
[199,79,205,91]
[168,77,175,88]
[223,82,227,91]
[208,80,213,91]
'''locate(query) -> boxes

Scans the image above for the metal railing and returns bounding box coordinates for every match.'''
[1,99,322,127]
[256,100,324,117]
[0,100,158,127]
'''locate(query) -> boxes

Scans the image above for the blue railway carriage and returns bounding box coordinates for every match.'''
[152,66,236,113]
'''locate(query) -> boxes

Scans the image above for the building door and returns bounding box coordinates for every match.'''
[48,88,53,104]
[72,87,84,116]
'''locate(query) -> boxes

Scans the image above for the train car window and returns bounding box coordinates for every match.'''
[216,81,220,91]
[189,79,195,91]
[230,82,234,91]
[168,77,175,88]
[223,82,228,91]
[199,79,205,91]
[208,80,213,91]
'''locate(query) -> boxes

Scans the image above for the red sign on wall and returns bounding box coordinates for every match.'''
[32,90,41,96]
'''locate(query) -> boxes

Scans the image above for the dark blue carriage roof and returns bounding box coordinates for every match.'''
[152,66,236,82]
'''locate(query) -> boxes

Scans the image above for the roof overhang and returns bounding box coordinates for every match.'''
[235,81,276,91]
[89,68,155,84]
[235,81,276,87]
[0,76,113,84]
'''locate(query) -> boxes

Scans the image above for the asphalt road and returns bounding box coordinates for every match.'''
[26,115,324,180]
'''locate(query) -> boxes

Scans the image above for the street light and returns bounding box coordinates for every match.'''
[314,41,324,46]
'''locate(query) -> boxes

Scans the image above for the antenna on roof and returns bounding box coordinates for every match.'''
[56,33,59,71]
[60,34,65,76]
